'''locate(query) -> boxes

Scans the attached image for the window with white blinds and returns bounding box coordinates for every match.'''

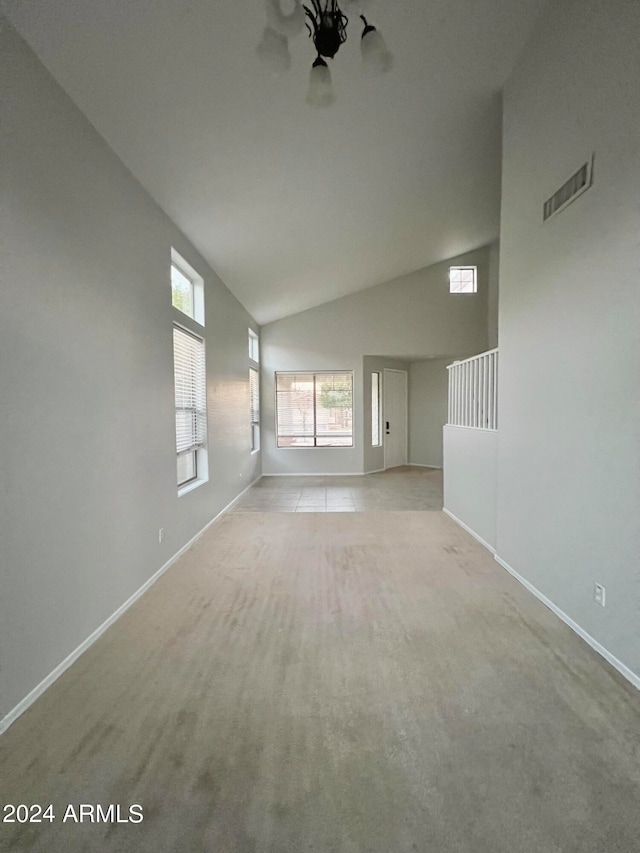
[276,372,353,448]
[371,372,381,446]
[250,366,260,452]
[173,325,207,486]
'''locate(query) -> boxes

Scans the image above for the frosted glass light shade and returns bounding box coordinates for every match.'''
[256,26,291,75]
[265,0,305,37]
[361,27,393,75]
[306,59,336,107]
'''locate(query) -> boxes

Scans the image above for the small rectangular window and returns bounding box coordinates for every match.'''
[171,263,194,317]
[276,372,353,448]
[248,328,259,363]
[173,325,208,490]
[449,265,477,293]
[371,372,381,446]
[250,367,260,452]
[171,249,205,324]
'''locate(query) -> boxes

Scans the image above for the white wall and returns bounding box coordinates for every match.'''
[444,427,497,551]
[261,248,491,474]
[487,241,500,349]
[497,0,640,678]
[408,358,461,468]
[0,25,260,724]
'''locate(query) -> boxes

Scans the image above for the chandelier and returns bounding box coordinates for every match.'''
[257,0,393,106]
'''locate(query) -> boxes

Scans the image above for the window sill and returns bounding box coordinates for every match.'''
[178,476,208,497]
[276,445,355,450]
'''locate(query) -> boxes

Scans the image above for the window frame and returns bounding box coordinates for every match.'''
[171,248,205,325]
[449,265,477,294]
[173,322,208,495]
[248,328,260,363]
[249,329,260,454]
[371,371,381,447]
[249,366,260,453]
[275,370,354,449]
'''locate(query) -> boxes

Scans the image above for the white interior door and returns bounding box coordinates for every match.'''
[383,369,408,469]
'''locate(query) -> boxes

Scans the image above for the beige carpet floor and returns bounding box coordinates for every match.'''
[1,511,640,852]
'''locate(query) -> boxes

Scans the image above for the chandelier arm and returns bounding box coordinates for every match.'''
[303,4,320,40]
[308,0,323,20]
[360,14,374,36]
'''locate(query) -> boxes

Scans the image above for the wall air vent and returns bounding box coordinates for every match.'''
[543,156,594,221]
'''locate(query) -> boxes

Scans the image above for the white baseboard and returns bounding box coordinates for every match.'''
[0,475,262,736]
[494,554,640,693]
[408,463,442,469]
[441,509,640,693]
[442,507,496,554]
[263,472,365,477]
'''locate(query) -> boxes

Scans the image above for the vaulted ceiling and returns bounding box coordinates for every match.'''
[5,0,546,323]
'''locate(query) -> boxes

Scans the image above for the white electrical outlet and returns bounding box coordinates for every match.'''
[594,583,606,607]
[158,528,164,544]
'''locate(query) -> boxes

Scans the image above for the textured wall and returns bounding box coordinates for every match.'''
[497,0,640,677]
[408,358,462,468]
[0,25,260,722]
[444,427,498,550]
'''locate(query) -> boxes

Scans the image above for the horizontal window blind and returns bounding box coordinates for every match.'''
[173,326,207,455]
[276,372,353,448]
[250,367,260,452]
[250,367,260,424]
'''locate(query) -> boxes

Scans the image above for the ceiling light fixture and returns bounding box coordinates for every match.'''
[257,0,392,106]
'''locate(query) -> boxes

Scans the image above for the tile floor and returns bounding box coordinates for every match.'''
[230,465,443,513]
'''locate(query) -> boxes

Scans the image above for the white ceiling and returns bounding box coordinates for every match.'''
[5,0,545,324]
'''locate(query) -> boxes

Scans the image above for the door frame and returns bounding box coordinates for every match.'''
[383,368,408,470]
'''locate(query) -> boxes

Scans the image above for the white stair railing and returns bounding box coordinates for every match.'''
[447,349,498,430]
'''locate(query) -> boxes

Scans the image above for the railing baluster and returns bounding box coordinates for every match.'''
[475,359,479,428]
[491,353,495,430]
[483,354,488,428]
[472,361,475,427]
[487,354,492,430]
[489,352,494,430]
[447,349,498,430]
[471,360,475,427]
[452,366,455,425]
[494,354,498,430]
[465,362,470,427]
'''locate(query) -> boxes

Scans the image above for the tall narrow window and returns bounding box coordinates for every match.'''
[248,328,259,363]
[173,326,207,489]
[250,367,260,452]
[248,328,260,452]
[371,372,381,446]
[276,372,353,448]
